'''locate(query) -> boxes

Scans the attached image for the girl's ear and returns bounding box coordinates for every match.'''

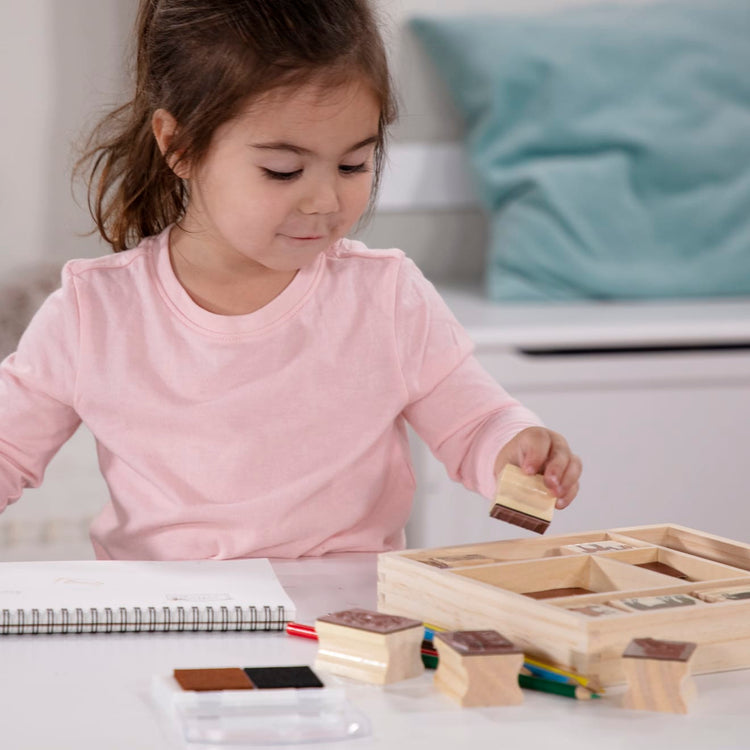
[152,108,190,179]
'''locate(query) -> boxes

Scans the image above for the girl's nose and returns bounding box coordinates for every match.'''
[299,175,340,215]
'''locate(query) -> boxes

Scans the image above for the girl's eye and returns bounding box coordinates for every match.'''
[261,163,370,181]
[262,168,302,181]
[339,163,369,175]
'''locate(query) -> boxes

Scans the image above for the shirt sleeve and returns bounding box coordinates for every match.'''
[394,257,542,499]
[0,264,82,511]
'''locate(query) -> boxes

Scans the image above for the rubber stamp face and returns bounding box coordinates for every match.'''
[572,542,633,553]
[317,608,422,634]
[695,585,750,602]
[436,629,521,656]
[623,637,697,662]
[616,594,698,611]
[423,554,496,569]
[723,590,750,600]
[565,603,623,618]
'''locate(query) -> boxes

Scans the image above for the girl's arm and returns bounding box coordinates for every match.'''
[0,269,82,513]
[402,349,542,501]
[395,257,579,506]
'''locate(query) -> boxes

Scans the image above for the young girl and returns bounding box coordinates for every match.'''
[0,0,581,561]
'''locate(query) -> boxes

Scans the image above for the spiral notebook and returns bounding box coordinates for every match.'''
[0,558,296,635]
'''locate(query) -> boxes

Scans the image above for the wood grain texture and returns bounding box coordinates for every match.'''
[433,631,524,707]
[622,638,697,713]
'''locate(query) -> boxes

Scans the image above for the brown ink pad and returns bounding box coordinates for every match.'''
[173,667,254,691]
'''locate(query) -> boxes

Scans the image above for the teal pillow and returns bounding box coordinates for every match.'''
[410,0,750,301]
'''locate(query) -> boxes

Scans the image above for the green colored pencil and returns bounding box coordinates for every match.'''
[518,673,600,700]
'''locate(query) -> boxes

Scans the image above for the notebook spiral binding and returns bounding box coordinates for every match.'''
[0,604,288,635]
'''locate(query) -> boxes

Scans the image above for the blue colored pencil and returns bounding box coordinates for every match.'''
[523,662,579,685]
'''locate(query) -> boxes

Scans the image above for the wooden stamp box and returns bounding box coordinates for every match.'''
[377,525,750,686]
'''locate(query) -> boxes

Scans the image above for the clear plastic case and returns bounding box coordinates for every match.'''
[151,675,371,746]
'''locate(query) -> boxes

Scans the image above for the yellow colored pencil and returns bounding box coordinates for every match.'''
[524,656,604,693]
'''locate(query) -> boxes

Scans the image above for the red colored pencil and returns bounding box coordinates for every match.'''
[286,621,319,640]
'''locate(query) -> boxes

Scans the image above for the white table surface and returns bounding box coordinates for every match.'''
[3,553,750,750]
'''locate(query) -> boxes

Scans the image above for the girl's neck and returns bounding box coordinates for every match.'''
[168,226,298,316]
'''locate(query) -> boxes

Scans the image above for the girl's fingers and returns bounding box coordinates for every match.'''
[554,454,583,507]
[555,479,580,509]
[517,427,553,474]
[504,427,582,508]
[539,432,572,494]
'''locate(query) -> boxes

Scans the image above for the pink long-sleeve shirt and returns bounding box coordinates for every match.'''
[0,228,541,560]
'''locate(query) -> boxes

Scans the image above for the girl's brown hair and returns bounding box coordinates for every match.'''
[76,0,397,252]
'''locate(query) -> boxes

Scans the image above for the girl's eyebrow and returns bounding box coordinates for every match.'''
[249,135,378,156]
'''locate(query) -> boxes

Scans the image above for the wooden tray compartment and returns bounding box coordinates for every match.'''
[593,546,750,583]
[450,555,681,599]
[613,524,750,570]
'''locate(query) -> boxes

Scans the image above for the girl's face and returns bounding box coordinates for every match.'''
[178,80,381,274]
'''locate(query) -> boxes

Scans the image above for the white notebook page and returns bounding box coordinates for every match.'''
[0,558,295,619]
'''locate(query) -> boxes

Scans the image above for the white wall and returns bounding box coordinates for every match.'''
[0,1,52,270]
[0,0,135,274]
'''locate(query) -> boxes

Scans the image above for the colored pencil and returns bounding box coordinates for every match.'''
[524,655,587,682]
[523,661,586,687]
[523,656,602,692]
[422,623,446,640]
[285,621,318,640]
[518,673,600,700]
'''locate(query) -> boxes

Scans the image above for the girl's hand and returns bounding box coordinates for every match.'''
[494,427,582,509]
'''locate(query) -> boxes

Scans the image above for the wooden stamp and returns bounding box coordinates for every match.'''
[433,630,524,707]
[490,464,555,534]
[621,637,697,713]
[314,608,424,684]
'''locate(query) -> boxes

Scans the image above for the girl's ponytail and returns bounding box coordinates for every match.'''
[75,0,187,252]
[78,95,186,253]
